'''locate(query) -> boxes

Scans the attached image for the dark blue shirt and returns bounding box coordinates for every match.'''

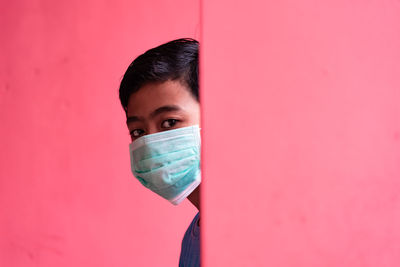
[179,212,200,267]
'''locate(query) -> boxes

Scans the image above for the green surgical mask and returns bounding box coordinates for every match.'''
[129,125,201,205]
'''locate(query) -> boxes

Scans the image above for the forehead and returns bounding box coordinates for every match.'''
[126,80,198,116]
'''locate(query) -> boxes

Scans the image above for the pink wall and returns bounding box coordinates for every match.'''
[201,0,400,266]
[0,1,199,266]
[3,0,400,266]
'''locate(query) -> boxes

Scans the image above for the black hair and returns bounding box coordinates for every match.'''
[119,38,199,112]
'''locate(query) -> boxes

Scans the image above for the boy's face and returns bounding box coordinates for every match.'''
[126,80,200,142]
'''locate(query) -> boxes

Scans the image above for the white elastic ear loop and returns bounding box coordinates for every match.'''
[169,172,201,205]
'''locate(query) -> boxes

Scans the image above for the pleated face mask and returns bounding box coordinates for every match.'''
[129,125,201,205]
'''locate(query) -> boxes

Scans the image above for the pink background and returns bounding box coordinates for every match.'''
[0,0,199,266]
[201,0,400,266]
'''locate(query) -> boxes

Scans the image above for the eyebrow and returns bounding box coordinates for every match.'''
[126,105,182,124]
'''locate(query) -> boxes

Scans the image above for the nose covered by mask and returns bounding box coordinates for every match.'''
[129,125,201,205]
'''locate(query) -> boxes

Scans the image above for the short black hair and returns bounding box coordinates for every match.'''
[119,38,199,112]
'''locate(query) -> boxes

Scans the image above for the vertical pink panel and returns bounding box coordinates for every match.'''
[0,1,199,266]
[201,0,400,266]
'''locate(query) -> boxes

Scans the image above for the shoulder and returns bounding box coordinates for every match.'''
[179,212,200,267]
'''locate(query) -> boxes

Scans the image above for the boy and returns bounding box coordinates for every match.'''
[119,38,200,267]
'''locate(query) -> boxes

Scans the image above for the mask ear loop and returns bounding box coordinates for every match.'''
[169,170,201,205]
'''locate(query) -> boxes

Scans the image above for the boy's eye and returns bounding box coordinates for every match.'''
[130,129,145,138]
[161,119,178,129]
